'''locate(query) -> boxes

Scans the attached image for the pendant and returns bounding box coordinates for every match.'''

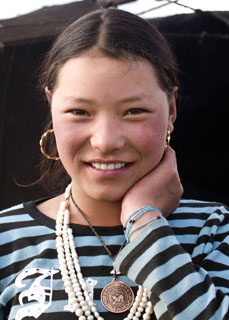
[101,277,134,313]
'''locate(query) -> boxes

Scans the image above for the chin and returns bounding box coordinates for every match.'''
[88,189,126,203]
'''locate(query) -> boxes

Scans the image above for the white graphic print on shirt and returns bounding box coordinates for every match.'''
[15,268,59,320]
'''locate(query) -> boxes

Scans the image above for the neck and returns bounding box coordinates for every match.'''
[69,184,122,227]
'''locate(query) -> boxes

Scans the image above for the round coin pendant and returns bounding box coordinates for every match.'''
[101,279,134,313]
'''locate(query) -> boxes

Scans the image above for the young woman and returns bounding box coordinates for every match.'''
[1,8,229,320]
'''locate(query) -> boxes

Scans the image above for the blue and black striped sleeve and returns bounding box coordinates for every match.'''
[114,207,229,319]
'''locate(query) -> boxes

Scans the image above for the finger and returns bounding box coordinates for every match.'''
[154,147,177,173]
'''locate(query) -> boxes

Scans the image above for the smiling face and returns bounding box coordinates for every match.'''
[49,52,176,203]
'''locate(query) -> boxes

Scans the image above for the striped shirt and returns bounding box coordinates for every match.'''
[1,199,229,319]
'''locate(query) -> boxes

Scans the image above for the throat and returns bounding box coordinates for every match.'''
[69,194,122,227]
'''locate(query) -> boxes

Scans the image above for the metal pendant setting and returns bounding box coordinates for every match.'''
[101,278,135,313]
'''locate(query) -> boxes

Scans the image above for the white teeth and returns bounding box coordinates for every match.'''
[108,163,115,170]
[91,163,126,170]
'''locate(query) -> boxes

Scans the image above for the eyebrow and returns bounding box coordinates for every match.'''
[65,97,94,104]
[65,94,153,105]
[116,95,153,104]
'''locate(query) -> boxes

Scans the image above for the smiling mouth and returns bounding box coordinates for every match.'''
[90,162,126,170]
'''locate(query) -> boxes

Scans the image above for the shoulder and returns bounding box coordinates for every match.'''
[0,198,58,235]
[176,198,229,215]
[0,202,25,215]
[0,201,37,234]
[169,198,229,230]
[0,202,29,223]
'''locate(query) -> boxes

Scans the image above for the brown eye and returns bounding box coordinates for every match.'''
[72,109,90,116]
[126,108,147,115]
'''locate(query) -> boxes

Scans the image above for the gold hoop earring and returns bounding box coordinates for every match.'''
[165,129,171,150]
[40,129,60,160]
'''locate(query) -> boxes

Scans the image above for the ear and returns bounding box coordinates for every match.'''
[45,86,51,104]
[168,86,178,133]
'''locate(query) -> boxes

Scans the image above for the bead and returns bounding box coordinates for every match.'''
[56,229,62,240]
[73,303,80,310]
[61,274,69,280]
[145,307,153,314]
[91,306,97,313]
[66,255,72,262]
[69,297,78,304]
[132,302,138,309]
[57,249,64,255]
[65,286,72,294]
[58,252,65,259]
[61,269,68,276]
[130,307,135,314]
[69,269,75,276]
[88,300,94,307]
[56,183,152,320]
[72,252,77,259]
[64,280,72,287]
[60,258,67,266]
[72,304,79,311]
[137,306,144,313]
[59,203,65,210]
[75,262,81,272]
[76,291,83,297]
[75,309,83,316]
[79,279,85,286]
[83,305,90,311]
[56,224,62,230]
[82,283,88,291]
[56,241,64,248]
[73,283,80,289]
[71,274,77,280]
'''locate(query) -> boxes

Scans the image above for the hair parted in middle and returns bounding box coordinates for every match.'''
[41,8,177,96]
[38,8,178,194]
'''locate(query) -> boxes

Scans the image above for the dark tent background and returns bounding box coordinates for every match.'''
[0,0,229,210]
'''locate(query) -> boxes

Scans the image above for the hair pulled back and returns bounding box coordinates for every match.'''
[39,8,178,194]
[41,8,177,95]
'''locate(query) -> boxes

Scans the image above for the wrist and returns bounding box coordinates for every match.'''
[123,206,162,243]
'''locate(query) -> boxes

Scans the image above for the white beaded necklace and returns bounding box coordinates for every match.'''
[56,183,154,320]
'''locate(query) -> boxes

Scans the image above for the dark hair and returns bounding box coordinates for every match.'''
[38,8,178,194]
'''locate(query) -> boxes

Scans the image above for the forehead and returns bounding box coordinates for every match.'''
[50,54,170,112]
[54,53,161,96]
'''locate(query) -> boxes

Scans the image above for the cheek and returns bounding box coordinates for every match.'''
[133,121,167,155]
[53,120,84,160]
[134,124,166,178]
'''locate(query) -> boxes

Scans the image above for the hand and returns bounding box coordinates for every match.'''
[120,148,183,237]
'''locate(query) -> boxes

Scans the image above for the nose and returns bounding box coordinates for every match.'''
[90,115,126,153]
